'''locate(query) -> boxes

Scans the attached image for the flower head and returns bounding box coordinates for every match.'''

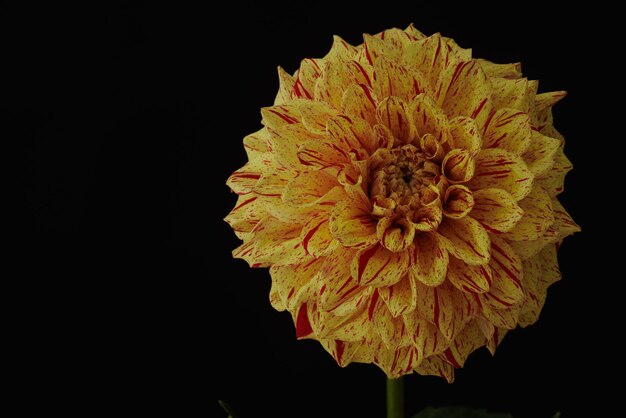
[225,25,579,381]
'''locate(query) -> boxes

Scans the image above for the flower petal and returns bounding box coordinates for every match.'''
[329,198,378,249]
[274,66,295,105]
[448,116,482,155]
[297,138,350,169]
[489,77,531,112]
[368,290,405,349]
[414,354,455,383]
[537,146,573,197]
[442,322,486,368]
[415,281,456,340]
[408,233,448,287]
[351,244,409,287]
[300,215,337,258]
[249,216,308,266]
[317,247,371,315]
[324,35,357,62]
[326,114,375,157]
[293,58,322,99]
[282,170,339,205]
[437,216,491,265]
[291,99,338,135]
[402,34,452,97]
[447,256,492,294]
[267,123,323,169]
[341,83,378,126]
[315,60,372,109]
[373,55,425,101]
[270,258,325,311]
[379,275,417,317]
[477,59,522,79]
[442,148,475,183]
[376,96,413,145]
[522,131,560,177]
[551,198,581,237]
[467,148,534,201]
[501,185,554,241]
[225,195,268,239]
[471,188,524,233]
[411,93,449,143]
[483,108,532,155]
[441,60,494,130]
[443,184,475,219]
[481,235,524,310]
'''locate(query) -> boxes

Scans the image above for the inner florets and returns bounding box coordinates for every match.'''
[370,144,439,207]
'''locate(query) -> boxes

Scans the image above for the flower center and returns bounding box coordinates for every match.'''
[370,144,439,207]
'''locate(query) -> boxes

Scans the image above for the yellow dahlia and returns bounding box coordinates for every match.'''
[225,25,579,381]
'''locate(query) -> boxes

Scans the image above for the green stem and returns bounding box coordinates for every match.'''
[386,377,404,418]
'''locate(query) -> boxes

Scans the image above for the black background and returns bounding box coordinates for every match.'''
[13,2,617,417]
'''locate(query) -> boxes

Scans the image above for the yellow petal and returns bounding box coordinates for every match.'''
[403,34,453,98]
[351,244,409,287]
[441,322,486,368]
[361,33,396,65]
[486,327,508,355]
[483,108,532,155]
[368,290,405,349]
[242,128,270,160]
[489,77,530,112]
[537,146,572,197]
[477,59,522,79]
[282,170,338,205]
[403,314,447,359]
[408,233,448,287]
[324,35,357,62]
[415,281,456,340]
[274,66,295,105]
[414,354,455,383]
[376,96,413,145]
[437,216,491,265]
[481,235,524,310]
[341,83,379,126]
[225,195,268,239]
[551,198,581,237]
[249,216,308,266]
[293,58,322,99]
[471,188,524,233]
[377,216,415,252]
[267,123,323,169]
[373,55,425,102]
[270,258,325,311]
[467,148,534,201]
[379,275,417,317]
[315,59,372,109]
[443,184,475,219]
[448,116,482,155]
[522,131,560,177]
[297,138,350,169]
[329,198,378,249]
[447,256,491,294]
[404,23,426,40]
[441,60,494,130]
[326,114,375,157]
[501,185,554,241]
[441,148,475,183]
[411,93,449,143]
[300,214,337,258]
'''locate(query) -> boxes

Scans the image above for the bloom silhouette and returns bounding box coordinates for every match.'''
[225,25,579,380]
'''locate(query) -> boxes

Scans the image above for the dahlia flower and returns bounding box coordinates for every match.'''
[225,25,579,381]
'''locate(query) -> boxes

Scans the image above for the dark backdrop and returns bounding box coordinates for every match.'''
[14,3,616,417]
